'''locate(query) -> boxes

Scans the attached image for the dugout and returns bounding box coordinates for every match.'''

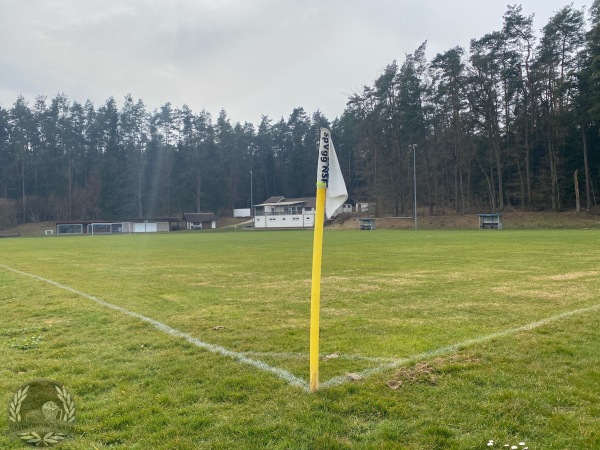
[359,218,375,230]
[478,213,502,230]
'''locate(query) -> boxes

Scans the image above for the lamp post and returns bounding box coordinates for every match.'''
[411,145,417,230]
[249,170,253,220]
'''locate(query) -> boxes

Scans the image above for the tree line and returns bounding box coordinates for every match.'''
[1,3,600,227]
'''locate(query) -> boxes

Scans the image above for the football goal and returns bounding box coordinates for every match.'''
[87,222,134,235]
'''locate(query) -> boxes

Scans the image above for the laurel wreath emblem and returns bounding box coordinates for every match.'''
[9,385,29,423]
[17,431,67,446]
[55,385,76,423]
[8,381,76,447]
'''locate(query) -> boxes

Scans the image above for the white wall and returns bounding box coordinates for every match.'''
[254,214,314,229]
[133,222,169,233]
[234,208,251,218]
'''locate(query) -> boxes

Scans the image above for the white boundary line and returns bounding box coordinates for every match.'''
[3,262,599,392]
[240,351,397,362]
[320,302,600,388]
[0,263,309,390]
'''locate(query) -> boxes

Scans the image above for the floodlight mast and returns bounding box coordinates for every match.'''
[250,170,254,226]
[411,144,417,230]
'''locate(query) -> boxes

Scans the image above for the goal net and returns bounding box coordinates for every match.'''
[87,222,134,235]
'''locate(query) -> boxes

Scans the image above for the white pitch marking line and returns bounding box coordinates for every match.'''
[0,263,309,390]
[320,301,600,389]
[5,262,599,391]
[240,351,397,362]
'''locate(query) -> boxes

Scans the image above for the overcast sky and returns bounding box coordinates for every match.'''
[0,0,591,125]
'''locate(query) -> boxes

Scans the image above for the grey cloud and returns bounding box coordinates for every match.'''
[0,0,590,123]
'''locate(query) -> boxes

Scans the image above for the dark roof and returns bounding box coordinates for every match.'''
[184,213,218,222]
[123,217,180,223]
[262,196,285,204]
[58,218,180,225]
[257,196,316,208]
[285,197,316,208]
[56,220,110,225]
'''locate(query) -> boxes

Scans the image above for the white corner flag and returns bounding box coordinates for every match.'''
[317,128,348,218]
[310,127,348,392]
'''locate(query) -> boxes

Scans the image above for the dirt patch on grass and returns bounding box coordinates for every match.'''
[534,271,600,281]
[217,217,252,228]
[386,354,481,389]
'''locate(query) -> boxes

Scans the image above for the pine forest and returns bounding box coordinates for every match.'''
[2,4,600,227]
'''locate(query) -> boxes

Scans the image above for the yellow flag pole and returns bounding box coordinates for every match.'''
[309,182,327,392]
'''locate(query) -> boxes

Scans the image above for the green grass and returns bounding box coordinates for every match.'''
[1,229,599,448]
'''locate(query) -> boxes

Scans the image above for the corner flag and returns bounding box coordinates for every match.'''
[317,128,348,219]
[310,128,347,392]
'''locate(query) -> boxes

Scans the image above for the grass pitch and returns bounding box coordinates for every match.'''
[1,229,599,448]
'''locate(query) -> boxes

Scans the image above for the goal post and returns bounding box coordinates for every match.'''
[88,222,135,235]
[89,223,109,235]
